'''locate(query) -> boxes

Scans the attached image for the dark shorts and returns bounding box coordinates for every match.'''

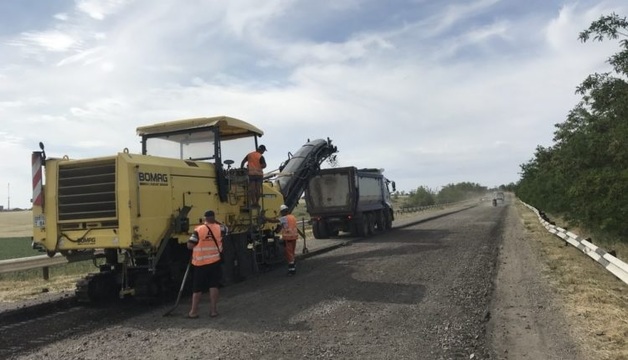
[249,175,263,183]
[192,262,222,293]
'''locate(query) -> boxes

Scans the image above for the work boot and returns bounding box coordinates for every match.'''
[287,263,296,276]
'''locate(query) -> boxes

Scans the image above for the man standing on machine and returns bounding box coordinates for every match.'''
[240,145,267,208]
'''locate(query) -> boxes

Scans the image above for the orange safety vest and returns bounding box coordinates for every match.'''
[191,223,223,266]
[281,214,299,241]
[246,151,264,176]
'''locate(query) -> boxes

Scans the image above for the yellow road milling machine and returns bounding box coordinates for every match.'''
[31,116,337,302]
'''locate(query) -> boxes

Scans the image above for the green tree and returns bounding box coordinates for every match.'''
[406,186,435,207]
[518,13,628,238]
[436,182,487,203]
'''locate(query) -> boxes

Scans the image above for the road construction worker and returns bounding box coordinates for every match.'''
[187,210,224,318]
[240,145,267,207]
[274,204,299,275]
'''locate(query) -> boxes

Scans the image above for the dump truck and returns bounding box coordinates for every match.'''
[31,116,337,302]
[304,167,395,239]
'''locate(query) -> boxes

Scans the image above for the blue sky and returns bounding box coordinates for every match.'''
[1,0,627,208]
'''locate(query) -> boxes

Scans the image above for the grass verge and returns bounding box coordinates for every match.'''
[517,201,628,360]
[0,237,41,260]
[0,262,99,302]
[0,237,103,302]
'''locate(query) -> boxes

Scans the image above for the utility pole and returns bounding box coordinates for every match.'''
[7,183,10,211]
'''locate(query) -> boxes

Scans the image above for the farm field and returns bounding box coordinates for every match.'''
[0,210,32,238]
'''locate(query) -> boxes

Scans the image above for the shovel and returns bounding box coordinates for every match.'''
[299,220,309,254]
[163,261,191,317]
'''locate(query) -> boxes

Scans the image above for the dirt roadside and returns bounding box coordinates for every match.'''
[514,202,628,360]
[488,203,587,359]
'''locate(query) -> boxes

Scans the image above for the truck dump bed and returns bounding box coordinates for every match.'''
[306,167,386,216]
[306,167,355,215]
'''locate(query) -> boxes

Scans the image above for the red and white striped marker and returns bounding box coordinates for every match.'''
[32,152,43,206]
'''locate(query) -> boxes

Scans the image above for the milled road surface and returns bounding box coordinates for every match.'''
[7,201,579,359]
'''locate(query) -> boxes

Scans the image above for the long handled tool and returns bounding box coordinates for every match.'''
[300,218,309,254]
[163,261,192,317]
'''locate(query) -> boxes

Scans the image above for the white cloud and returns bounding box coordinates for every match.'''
[54,13,69,21]
[76,0,134,20]
[420,0,502,37]
[15,30,78,52]
[1,0,628,207]
[56,46,105,66]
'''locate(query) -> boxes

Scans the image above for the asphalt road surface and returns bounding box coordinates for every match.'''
[8,200,578,359]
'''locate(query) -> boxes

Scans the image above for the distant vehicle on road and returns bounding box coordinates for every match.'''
[493,191,505,204]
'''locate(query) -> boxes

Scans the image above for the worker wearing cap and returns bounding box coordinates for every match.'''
[187,210,224,318]
[240,145,267,208]
[275,204,299,275]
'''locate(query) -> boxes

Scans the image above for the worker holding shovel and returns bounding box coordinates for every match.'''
[187,210,224,318]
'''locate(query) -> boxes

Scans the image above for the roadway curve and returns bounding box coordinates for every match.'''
[6,200,581,359]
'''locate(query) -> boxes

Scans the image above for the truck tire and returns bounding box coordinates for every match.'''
[384,209,393,230]
[366,213,375,235]
[312,220,329,239]
[320,221,331,239]
[353,215,369,237]
[312,220,322,239]
[374,211,385,232]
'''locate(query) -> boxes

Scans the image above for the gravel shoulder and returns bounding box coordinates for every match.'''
[488,202,584,359]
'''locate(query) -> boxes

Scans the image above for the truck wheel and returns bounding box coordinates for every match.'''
[384,210,393,230]
[313,220,329,239]
[354,216,368,237]
[312,220,323,239]
[366,213,375,235]
[320,221,330,238]
[374,211,385,232]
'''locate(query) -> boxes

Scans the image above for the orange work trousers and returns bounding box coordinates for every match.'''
[284,239,297,264]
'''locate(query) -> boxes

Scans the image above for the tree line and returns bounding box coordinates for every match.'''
[399,182,488,207]
[517,14,628,240]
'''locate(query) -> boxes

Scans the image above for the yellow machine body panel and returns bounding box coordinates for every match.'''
[32,152,283,254]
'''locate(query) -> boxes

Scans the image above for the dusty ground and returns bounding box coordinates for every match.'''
[10,201,498,359]
[6,198,623,360]
[488,203,585,359]
[516,202,628,360]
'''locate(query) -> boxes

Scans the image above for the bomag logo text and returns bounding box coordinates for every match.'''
[78,237,96,245]
[138,172,169,186]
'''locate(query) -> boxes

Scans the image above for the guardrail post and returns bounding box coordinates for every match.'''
[43,266,50,280]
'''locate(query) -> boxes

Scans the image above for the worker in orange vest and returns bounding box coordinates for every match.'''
[187,210,224,318]
[275,204,299,275]
[240,145,267,208]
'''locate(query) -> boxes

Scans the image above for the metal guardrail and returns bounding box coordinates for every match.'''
[0,254,67,280]
[521,200,628,286]
[395,199,476,215]
[396,204,443,214]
